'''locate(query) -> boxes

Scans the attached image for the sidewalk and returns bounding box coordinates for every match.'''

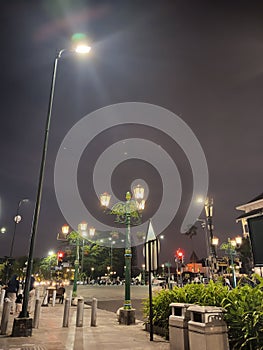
[0,303,169,350]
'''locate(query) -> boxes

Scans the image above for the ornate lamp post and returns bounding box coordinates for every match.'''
[204,197,216,258]
[219,236,241,288]
[62,222,95,295]
[100,184,145,324]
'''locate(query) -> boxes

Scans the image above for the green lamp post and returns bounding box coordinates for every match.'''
[61,221,88,297]
[100,184,145,324]
[220,236,242,288]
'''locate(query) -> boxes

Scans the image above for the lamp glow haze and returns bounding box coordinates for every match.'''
[54,102,209,248]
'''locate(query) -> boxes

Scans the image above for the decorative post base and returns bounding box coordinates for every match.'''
[12,317,33,337]
[118,308,136,325]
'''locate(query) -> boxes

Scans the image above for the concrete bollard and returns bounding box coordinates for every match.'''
[90,298,97,327]
[0,298,11,335]
[41,289,49,307]
[68,290,73,306]
[52,290,56,307]
[0,289,6,307]
[76,298,84,327]
[35,287,40,300]
[33,299,41,328]
[63,298,70,328]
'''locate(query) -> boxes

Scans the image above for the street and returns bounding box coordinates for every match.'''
[71,284,150,321]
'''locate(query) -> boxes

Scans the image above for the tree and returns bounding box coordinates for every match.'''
[236,237,253,275]
[185,224,198,239]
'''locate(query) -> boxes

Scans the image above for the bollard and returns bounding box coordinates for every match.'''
[52,290,56,307]
[35,287,40,300]
[68,290,73,306]
[33,299,41,328]
[0,298,11,335]
[63,298,70,327]
[76,298,84,327]
[41,289,49,307]
[90,298,97,327]
[0,289,6,307]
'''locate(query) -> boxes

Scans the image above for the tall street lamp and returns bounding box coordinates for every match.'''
[17,43,91,332]
[204,197,216,258]
[5,198,29,283]
[10,198,29,258]
[100,184,145,325]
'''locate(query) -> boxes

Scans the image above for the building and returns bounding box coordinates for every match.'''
[236,192,263,275]
[236,192,263,237]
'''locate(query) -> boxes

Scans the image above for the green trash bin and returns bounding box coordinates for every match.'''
[169,303,191,350]
[188,305,229,350]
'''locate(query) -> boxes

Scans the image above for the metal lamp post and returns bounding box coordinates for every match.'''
[62,222,94,295]
[220,236,241,288]
[5,198,29,283]
[10,198,29,258]
[204,197,216,258]
[80,226,95,275]
[100,184,145,324]
[73,221,87,296]
[48,250,54,281]
[17,44,91,327]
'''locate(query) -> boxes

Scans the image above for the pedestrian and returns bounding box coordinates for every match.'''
[15,293,23,314]
[224,277,232,290]
[6,274,19,314]
[27,275,35,314]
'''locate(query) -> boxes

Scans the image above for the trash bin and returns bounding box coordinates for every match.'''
[169,303,191,350]
[188,305,229,350]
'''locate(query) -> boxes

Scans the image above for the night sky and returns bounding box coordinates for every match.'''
[1,0,263,266]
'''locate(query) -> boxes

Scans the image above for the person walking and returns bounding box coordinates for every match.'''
[15,293,23,314]
[6,274,19,314]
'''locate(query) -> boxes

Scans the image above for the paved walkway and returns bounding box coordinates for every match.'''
[0,303,169,350]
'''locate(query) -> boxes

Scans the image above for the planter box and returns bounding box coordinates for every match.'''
[145,322,169,339]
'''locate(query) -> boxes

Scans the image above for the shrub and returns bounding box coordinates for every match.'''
[143,277,263,349]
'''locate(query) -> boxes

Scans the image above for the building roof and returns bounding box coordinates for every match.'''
[189,251,199,263]
[248,192,263,203]
[236,208,263,221]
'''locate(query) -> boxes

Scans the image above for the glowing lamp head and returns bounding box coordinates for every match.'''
[89,227,95,237]
[0,227,6,234]
[100,192,111,207]
[79,221,88,232]
[75,44,91,54]
[133,184,144,200]
[62,224,70,235]
[137,199,145,211]
[235,236,242,245]
[212,237,219,246]
[230,239,237,247]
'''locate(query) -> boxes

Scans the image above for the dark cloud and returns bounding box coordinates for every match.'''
[1,0,263,264]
